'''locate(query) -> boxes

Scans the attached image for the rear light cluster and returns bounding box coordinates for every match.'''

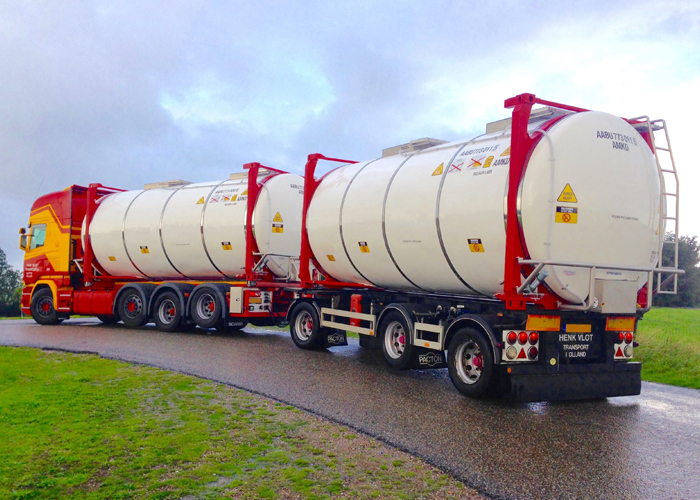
[502,330,539,362]
[614,331,634,360]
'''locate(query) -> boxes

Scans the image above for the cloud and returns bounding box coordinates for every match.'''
[1,0,699,270]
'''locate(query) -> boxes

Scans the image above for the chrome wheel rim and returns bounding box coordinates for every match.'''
[123,295,143,319]
[455,340,483,385]
[294,310,313,341]
[384,321,406,359]
[196,293,216,319]
[158,299,177,324]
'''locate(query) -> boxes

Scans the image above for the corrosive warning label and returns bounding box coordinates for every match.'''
[557,184,578,203]
[222,242,232,250]
[359,242,370,253]
[140,246,149,254]
[272,223,284,233]
[468,238,485,252]
[432,163,443,176]
[273,212,283,222]
[555,206,578,224]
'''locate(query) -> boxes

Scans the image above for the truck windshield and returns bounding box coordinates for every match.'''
[30,224,47,250]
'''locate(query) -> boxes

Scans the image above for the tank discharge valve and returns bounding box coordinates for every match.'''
[526,270,549,294]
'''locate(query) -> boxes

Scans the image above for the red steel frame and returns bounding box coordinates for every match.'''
[498,93,655,310]
[242,162,296,286]
[82,183,129,286]
[299,153,374,290]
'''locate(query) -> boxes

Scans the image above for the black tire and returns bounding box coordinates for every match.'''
[117,288,149,327]
[97,315,119,324]
[447,327,495,399]
[379,311,414,370]
[30,288,59,325]
[189,288,223,329]
[153,291,184,332]
[289,302,324,350]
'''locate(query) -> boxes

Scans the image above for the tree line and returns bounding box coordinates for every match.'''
[1,238,699,317]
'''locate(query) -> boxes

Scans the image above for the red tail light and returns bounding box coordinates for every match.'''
[507,331,517,345]
[619,332,625,343]
[529,332,539,344]
[625,332,633,344]
[518,331,528,345]
[528,346,538,360]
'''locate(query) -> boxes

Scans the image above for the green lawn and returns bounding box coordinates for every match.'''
[0,347,476,500]
[636,308,700,389]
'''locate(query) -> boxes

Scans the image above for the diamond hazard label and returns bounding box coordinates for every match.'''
[468,238,485,252]
[327,255,336,262]
[501,146,511,156]
[482,156,494,169]
[448,161,464,173]
[467,157,484,168]
[273,212,283,223]
[557,184,578,203]
[431,163,444,176]
[555,206,578,224]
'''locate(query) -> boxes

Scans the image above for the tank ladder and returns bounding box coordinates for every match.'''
[631,117,680,294]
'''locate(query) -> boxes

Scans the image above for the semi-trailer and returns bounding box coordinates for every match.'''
[285,93,683,402]
[18,93,683,402]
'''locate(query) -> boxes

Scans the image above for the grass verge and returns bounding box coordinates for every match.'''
[0,347,478,500]
[636,308,700,389]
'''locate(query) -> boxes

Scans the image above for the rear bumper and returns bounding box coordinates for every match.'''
[508,362,641,403]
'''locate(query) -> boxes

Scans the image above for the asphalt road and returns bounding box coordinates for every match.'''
[1,318,698,500]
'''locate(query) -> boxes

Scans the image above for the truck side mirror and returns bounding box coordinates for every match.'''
[19,234,27,251]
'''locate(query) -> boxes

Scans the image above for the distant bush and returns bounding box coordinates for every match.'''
[0,248,22,317]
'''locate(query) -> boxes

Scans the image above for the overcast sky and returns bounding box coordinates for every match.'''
[1,0,698,270]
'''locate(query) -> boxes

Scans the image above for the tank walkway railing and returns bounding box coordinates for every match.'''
[517,258,684,312]
[629,116,680,295]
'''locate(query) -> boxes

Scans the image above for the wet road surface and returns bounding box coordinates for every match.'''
[1,318,698,500]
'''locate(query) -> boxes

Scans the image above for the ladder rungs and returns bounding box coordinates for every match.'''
[656,147,670,152]
[661,169,676,173]
[663,192,678,197]
[664,216,678,220]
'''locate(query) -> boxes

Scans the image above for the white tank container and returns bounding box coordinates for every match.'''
[306,111,661,304]
[85,173,304,280]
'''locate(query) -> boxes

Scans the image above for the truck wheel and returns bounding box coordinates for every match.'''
[97,315,119,324]
[153,291,183,332]
[289,303,323,350]
[380,311,414,370]
[117,288,149,327]
[190,288,222,329]
[447,327,494,398]
[30,288,60,325]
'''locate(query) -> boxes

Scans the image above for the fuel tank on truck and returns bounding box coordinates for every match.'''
[83,172,304,280]
[306,108,662,304]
